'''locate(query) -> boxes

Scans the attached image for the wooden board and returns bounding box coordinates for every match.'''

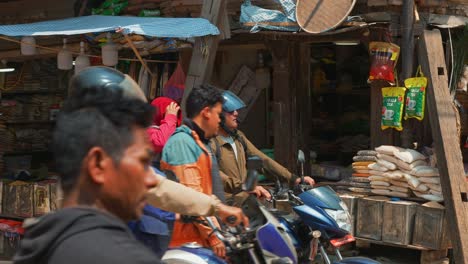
[296,0,357,34]
[181,0,227,114]
[228,65,263,122]
[418,29,468,263]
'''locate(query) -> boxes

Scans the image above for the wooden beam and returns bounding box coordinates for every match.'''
[267,40,294,170]
[295,43,311,174]
[418,29,468,264]
[400,0,415,148]
[181,0,227,113]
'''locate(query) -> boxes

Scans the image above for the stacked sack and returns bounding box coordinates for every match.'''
[349,150,376,194]
[368,145,412,198]
[369,145,443,202]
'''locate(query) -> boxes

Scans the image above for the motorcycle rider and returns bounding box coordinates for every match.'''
[161,84,227,258]
[211,90,315,206]
[13,67,247,264]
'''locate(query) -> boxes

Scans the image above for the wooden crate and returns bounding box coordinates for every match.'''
[382,201,417,245]
[339,194,358,235]
[412,204,451,250]
[355,196,389,240]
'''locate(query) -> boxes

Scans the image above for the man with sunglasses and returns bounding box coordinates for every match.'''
[211,91,315,206]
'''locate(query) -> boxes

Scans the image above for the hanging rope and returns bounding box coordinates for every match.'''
[0,35,179,64]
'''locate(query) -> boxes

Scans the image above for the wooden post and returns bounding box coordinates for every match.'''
[267,40,294,170]
[295,43,311,174]
[418,29,468,264]
[400,0,415,148]
[181,0,227,112]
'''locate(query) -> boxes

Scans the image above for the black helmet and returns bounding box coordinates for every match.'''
[222,90,246,113]
[69,66,146,103]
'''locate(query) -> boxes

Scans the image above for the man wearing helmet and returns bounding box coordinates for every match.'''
[211,91,315,206]
[13,67,247,264]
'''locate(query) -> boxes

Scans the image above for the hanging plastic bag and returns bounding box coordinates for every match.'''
[404,66,427,121]
[163,63,186,103]
[368,42,400,84]
[382,87,406,131]
[240,0,299,33]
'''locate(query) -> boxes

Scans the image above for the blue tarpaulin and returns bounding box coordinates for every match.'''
[0,15,219,38]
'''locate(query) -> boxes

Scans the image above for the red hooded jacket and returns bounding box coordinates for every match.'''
[147,97,182,153]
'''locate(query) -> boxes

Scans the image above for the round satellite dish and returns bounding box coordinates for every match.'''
[296,0,357,34]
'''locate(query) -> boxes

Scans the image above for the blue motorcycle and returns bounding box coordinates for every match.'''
[268,184,381,264]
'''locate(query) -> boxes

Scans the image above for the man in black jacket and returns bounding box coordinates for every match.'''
[13,67,247,264]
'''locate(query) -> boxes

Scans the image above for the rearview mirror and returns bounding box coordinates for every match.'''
[242,156,263,192]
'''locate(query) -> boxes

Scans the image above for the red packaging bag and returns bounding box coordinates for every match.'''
[368,42,400,85]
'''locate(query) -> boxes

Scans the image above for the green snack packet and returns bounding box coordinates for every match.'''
[381,87,406,131]
[404,67,427,121]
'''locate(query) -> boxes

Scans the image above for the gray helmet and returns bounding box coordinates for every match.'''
[222,90,246,112]
[70,66,146,103]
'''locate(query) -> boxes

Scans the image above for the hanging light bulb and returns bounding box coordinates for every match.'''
[75,41,90,75]
[101,32,118,67]
[57,38,73,70]
[21,36,36,55]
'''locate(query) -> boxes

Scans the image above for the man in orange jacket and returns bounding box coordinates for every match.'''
[161,85,227,258]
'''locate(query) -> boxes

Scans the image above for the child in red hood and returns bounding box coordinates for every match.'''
[147,97,182,156]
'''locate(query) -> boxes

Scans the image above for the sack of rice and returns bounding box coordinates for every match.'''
[383,170,404,180]
[377,153,399,164]
[377,159,397,170]
[371,189,391,195]
[352,166,370,170]
[369,169,386,176]
[394,149,426,163]
[353,155,377,162]
[368,163,389,172]
[426,183,442,192]
[411,166,439,177]
[418,176,440,184]
[370,181,391,187]
[351,177,371,183]
[395,159,427,171]
[372,185,389,190]
[375,145,404,156]
[357,150,378,156]
[369,176,390,182]
[390,180,410,188]
[352,161,374,167]
[413,191,443,202]
[429,189,443,196]
[349,187,372,194]
[408,183,429,192]
[403,173,421,188]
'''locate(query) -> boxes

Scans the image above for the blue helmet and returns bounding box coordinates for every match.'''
[222,90,246,112]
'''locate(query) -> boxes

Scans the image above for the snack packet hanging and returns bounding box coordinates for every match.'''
[381,87,406,131]
[368,42,400,84]
[404,66,427,121]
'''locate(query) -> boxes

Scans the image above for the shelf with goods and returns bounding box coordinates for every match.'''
[0,57,66,224]
[309,43,371,167]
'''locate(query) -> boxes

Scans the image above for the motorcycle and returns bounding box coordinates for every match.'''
[263,151,380,264]
[162,156,298,264]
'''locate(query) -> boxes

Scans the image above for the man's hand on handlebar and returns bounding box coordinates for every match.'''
[295,176,315,186]
[215,203,249,227]
[249,185,272,200]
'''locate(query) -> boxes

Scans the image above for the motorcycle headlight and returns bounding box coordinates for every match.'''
[324,208,352,233]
